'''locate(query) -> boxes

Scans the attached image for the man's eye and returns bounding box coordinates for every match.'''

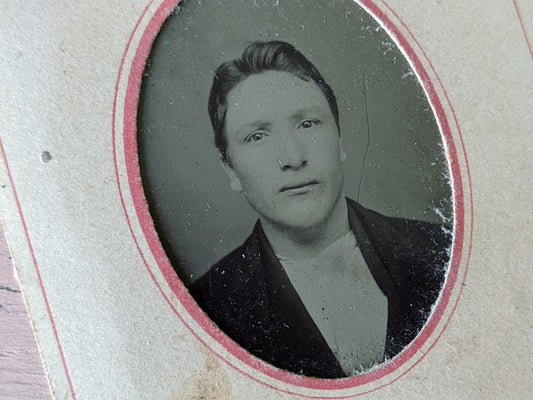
[299,120,317,129]
[246,132,265,142]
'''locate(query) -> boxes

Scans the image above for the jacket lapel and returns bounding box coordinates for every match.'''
[347,199,420,357]
[253,222,346,378]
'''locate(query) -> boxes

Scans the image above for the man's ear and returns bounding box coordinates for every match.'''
[221,159,243,193]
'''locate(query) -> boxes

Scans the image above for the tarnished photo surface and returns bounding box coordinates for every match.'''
[138,0,452,378]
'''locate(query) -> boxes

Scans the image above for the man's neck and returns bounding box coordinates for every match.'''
[260,197,350,260]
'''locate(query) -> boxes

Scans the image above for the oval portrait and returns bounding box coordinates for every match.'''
[134,0,454,382]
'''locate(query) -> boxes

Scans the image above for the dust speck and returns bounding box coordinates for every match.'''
[41,151,52,163]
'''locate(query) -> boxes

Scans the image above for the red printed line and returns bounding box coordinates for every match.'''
[380,0,475,382]
[115,0,473,397]
[0,138,77,400]
[513,0,533,60]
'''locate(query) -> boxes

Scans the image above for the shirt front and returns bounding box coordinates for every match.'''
[277,230,389,375]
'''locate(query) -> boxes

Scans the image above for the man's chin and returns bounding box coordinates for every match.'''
[267,208,335,233]
[255,192,345,233]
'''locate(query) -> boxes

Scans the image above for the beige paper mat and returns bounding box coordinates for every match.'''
[1,0,531,398]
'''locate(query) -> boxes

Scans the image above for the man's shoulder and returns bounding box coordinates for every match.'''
[347,198,452,314]
[347,198,452,257]
[189,222,264,307]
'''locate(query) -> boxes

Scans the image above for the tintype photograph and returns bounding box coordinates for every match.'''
[137,0,453,378]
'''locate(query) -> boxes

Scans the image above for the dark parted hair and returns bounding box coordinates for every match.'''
[208,41,340,164]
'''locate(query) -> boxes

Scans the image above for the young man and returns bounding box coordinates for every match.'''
[190,41,451,378]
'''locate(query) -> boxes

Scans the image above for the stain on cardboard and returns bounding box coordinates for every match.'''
[174,344,233,400]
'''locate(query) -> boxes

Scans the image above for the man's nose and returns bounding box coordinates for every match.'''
[278,133,307,171]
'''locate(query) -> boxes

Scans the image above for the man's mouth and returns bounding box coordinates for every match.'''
[279,179,320,193]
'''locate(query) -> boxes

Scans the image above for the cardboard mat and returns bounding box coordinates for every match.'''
[1,1,531,398]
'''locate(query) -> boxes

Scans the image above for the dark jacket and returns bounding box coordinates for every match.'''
[190,199,451,378]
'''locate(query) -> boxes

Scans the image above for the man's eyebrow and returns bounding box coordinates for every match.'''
[235,120,272,135]
[291,107,326,119]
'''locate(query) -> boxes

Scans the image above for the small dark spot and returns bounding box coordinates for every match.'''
[41,151,52,163]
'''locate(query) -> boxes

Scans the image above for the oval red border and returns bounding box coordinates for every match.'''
[114,0,473,395]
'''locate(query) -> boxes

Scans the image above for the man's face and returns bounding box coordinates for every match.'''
[223,71,345,232]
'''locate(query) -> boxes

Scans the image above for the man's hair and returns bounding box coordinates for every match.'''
[208,40,340,164]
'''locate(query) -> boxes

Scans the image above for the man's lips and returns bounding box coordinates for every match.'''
[279,179,320,193]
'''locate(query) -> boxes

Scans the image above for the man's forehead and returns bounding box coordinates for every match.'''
[229,70,316,98]
[225,71,330,130]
